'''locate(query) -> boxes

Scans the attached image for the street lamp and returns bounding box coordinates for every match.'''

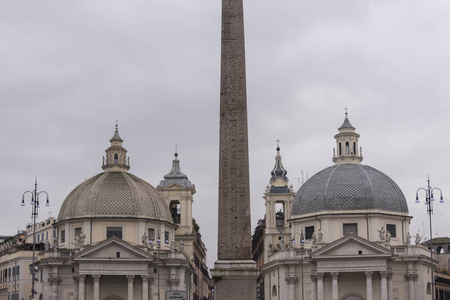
[291,230,305,300]
[415,177,443,300]
[149,231,162,300]
[21,178,49,300]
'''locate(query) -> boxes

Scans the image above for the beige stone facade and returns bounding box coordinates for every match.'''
[254,115,434,300]
[0,127,212,300]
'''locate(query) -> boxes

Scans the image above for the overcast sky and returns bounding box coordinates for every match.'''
[2,1,450,269]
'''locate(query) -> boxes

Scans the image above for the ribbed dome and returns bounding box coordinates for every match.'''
[292,164,409,215]
[57,172,173,223]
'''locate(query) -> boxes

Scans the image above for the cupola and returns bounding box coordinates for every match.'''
[102,123,130,172]
[332,110,363,165]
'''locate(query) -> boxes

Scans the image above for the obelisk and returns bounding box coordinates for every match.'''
[211,0,258,298]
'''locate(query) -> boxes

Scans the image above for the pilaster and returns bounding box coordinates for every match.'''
[93,275,101,300]
[365,271,373,300]
[127,275,135,300]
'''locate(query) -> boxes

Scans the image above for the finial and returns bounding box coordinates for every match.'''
[276,139,280,153]
[174,144,178,158]
[344,107,348,118]
[115,120,118,130]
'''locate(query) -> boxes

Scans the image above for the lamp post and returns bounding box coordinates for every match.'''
[292,230,305,300]
[21,179,49,300]
[415,177,443,300]
[149,231,162,300]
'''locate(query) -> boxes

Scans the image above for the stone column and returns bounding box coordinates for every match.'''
[73,276,79,300]
[380,271,388,300]
[310,275,317,300]
[78,275,86,300]
[317,273,325,300]
[141,275,149,300]
[51,277,60,300]
[331,272,339,300]
[285,277,297,300]
[127,275,135,300]
[405,273,417,300]
[387,272,393,300]
[365,271,373,300]
[93,275,101,300]
[148,277,155,300]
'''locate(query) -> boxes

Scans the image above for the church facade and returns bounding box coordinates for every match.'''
[254,114,434,300]
[3,126,212,300]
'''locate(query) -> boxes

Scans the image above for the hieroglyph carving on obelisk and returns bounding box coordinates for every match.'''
[218,0,252,260]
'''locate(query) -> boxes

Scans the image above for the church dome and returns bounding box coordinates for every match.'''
[57,125,172,223]
[292,164,408,215]
[292,112,408,216]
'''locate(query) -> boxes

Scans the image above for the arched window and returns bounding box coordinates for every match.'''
[427,282,431,294]
[114,154,118,165]
[345,142,350,155]
[339,143,342,155]
[170,200,181,224]
[272,285,277,297]
[353,142,356,155]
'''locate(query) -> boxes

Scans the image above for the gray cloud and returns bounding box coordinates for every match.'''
[1,0,450,268]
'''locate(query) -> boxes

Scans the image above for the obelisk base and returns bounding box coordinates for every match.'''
[211,260,259,300]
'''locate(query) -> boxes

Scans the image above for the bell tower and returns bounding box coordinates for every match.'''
[263,143,294,262]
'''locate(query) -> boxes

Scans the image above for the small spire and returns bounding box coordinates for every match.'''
[110,121,123,142]
[270,144,288,181]
[338,108,355,130]
[158,152,192,188]
[268,144,290,193]
[175,144,178,158]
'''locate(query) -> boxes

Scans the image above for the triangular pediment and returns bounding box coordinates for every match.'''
[163,182,186,189]
[74,236,154,261]
[312,234,392,259]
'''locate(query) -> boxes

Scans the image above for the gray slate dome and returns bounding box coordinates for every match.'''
[57,172,173,223]
[292,164,409,215]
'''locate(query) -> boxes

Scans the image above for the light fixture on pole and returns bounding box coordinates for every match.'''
[21,178,49,300]
[149,230,162,300]
[415,177,443,300]
[291,230,305,300]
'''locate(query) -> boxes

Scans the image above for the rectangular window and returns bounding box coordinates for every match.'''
[164,231,169,244]
[37,235,40,243]
[74,227,82,237]
[107,227,123,239]
[386,224,397,238]
[305,226,315,241]
[61,230,66,243]
[41,233,44,241]
[343,223,358,236]
[53,229,56,238]
[148,228,155,242]
[16,266,19,279]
